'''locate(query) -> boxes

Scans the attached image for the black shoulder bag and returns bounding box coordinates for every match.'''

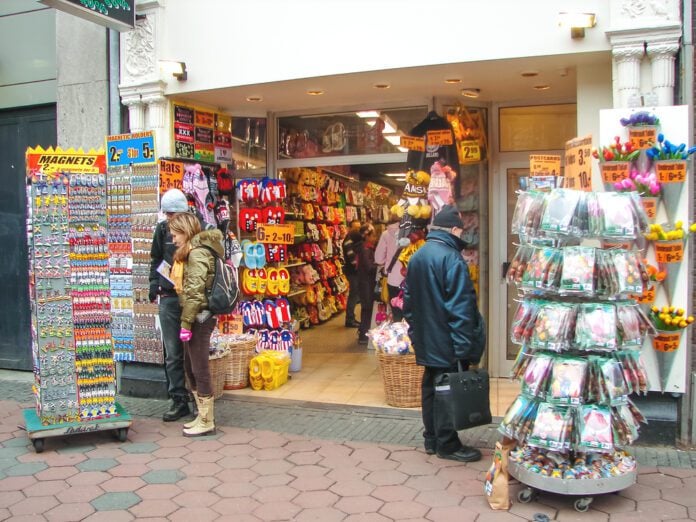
[434,361,492,430]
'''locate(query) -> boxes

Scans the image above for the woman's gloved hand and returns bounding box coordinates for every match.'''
[179,328,192,342]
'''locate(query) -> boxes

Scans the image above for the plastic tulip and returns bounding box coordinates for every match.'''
[647,133,696,160]
[592,136,640,163]
[620,111,660,127]
[612,168,661,196]
[643,220,696,241]
[649,305,694,331]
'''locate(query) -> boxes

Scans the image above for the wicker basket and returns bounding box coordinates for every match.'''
[224,337,258,390]
[376,351,424,408]
[209,350,230,399]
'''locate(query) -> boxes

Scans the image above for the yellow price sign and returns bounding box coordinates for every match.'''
[655,160,687,184]
[400,135,425,151]
[564,135,593,191]
[460,140,481,164]
[655,240,684,263]
[599,161,630,184]
[628,126,657,150]
[256,223,294,244]
[426,130,453,146]
[652,331,682,353]
[529,154,561,176]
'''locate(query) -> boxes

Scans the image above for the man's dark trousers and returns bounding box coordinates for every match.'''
[159,295,188,400]
[421,364,468,454]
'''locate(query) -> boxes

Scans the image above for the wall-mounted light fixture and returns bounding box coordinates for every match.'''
[159,60,187,81]
[559,12,596,39]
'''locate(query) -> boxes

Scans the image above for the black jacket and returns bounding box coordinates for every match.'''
[403,229,485,367]
[149,220,178,299]
[406,112,460,173]
[342,230,363,276]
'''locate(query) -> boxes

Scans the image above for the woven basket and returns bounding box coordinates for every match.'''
[376,351,424,408]
[224,337,258,390]
[209,350,230,399]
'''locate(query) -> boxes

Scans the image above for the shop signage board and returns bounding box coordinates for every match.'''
[159,159,184,194]
[563,135,592,191]
[172,103,232,162]
[40,0,134,31]
[26,146,105,174]
[105,131,156,167]
[214,114,233,163]
[256,223,294,244]
[459,140,481,164]
[529,154,561,177]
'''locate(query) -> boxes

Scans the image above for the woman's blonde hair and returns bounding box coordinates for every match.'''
[169,212,201,262]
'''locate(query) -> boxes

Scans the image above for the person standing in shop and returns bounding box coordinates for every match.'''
[149,189,194,422]
[356,223,377,344]
[374,212,404,322]
[403,204,485,462]
[168,212,224,437]
[341,219,362,328]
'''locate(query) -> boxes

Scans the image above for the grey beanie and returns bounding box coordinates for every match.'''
[160,189,189,213]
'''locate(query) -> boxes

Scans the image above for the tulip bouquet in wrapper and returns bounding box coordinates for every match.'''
[643,260,666,283]
[649,305,694,332]
[620,111,660,127]
[643,220,696,241]
[647,134,696,161]
[612,168,661,197]
[592,137,641,163]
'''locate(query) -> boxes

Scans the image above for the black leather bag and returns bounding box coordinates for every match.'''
[434,362,492,430]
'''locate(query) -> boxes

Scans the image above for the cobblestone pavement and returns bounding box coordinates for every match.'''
[2,370,696,520]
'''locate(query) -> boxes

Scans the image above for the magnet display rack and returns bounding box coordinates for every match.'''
[23,147,131,452]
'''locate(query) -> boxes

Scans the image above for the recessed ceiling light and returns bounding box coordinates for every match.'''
[460,88,480,98]
[306,89,324,96]
[373,83,391,89]
[533,84,551,90]
[246,95,263,102]
[445,78,462,84]
[521,70,539,78]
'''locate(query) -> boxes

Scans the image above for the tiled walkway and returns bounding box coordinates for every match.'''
[3,371,696,520]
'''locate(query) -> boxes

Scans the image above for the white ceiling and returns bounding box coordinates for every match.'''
[178,51,611,116]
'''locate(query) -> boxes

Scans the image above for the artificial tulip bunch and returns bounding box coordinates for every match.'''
[613,168,661,196]
[620,111,660,127]
[649,305,694,331]
[643,220,696,241]
[592,136,640,163]
[647,134,696,161]
[643,260,666,283]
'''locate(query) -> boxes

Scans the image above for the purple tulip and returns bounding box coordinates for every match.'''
[649,182,660,195]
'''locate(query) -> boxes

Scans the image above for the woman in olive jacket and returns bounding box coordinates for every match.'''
[169,212,225,437]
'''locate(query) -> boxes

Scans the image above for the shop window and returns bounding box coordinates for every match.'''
[278,107,427,160]
[499,104,576,152]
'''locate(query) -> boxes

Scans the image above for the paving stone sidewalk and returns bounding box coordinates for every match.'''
[3,370,696,520]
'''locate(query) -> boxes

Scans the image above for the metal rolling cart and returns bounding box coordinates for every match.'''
[509,458,636,512]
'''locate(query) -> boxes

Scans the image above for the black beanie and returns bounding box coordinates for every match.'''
[432,204,463,228]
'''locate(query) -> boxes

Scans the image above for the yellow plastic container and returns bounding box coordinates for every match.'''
[248,351,291,391]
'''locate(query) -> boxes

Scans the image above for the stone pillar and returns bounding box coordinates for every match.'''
[121,93,145,133]
[141,85,171,157]
[612,43,644,108]
[647,37,680,107]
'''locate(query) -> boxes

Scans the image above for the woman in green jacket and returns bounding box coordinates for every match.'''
[169,212,225,436]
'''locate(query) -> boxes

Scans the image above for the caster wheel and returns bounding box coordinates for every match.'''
[32,438,44,453]
[574,497,593,512]
[517,488,536,504]
[116,428,128,442]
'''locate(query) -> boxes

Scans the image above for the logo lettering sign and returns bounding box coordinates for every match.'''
[194,142,214,163]
[159,159,183,194]
[256,223,294,245]
[174,105,194,125]
[195,111,215,128]
[460,140,481,164]
[655,241,684,263]
[426,130,453,146]
[564,135,593,191]
[400,135,425,151]
[26,146,106,174]
[40,0,134,31]
[600,161,630,183]
[628,126,657,150]
[106,131,156,167]
[401,182,427,198]
[174,122,194,143]
[195,127,213,144]
[529,155,561,177]
[655,160,687,184]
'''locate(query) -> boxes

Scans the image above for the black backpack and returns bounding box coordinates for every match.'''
[198,245,239,315]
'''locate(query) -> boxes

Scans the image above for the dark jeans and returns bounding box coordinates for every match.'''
[159,296,188,401]
[183,315,217,397]
[422,363,469,454]
[357,275,375,339]
[345,272,360,324]
[387,284,403,322]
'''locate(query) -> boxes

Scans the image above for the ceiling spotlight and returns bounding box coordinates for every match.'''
[246,95,263,102]
[534,84,551,91]
[460,88,480,98]
[520,70,539,78]
[373,83,391,89]
[445,78,462,84]
[306,89,324,96]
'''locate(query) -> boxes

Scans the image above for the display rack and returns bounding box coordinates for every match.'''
[501,187,650,511]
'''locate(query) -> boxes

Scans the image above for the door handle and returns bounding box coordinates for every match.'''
[502,261,511,280]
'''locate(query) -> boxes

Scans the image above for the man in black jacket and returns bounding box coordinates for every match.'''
[341,219,362,327]
[149,189,192,422]
[404,205,485,462]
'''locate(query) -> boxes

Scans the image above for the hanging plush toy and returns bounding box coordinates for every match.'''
[390,169,432,246]
[427,160,457,217]
[216,166,235,197]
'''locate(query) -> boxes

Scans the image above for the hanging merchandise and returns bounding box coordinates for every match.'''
[405,110,460,174]
[499,187,652,511]
[23,147,131,451]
